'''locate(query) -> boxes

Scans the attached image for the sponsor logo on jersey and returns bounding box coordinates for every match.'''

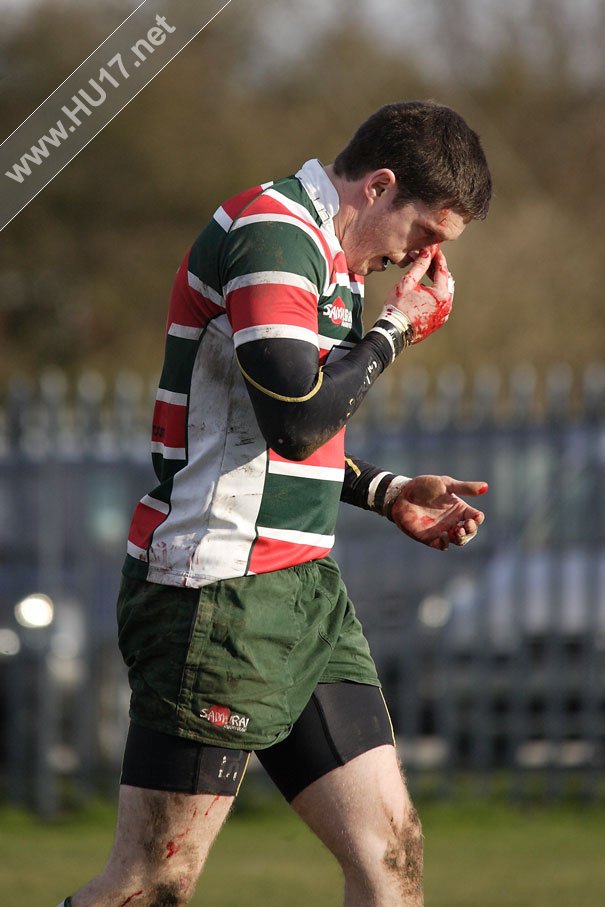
[201,704,250,733]
[323,299,352,329]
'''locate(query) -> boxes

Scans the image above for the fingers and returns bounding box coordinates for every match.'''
[431,522,478,550]
[429,517,481,551]
[446,480,489,498]
[430,249,455,299]
[449,519,479,545]
[400,244,439,271]
[431,514,483,550]
[426,244,441,281]
[399,251,418,269]
[458,530,477,546]
[400,247,433,287]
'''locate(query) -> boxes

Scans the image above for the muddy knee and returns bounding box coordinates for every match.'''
[114,873,196,907]
[103,843,200,907]
[383,805,424,899]
[147,879,193,906]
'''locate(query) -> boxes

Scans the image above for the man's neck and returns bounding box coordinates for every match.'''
[322,163,358,246]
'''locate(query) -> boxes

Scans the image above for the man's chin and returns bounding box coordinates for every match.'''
[361,261,383,276]
[349,259,383,277]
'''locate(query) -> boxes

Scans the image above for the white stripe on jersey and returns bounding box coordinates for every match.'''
[151,441,186,460]
[263,188,321,228]
[229,213,330,293]
[324,272,363,298]
[234,324,319,349]
[156,388,188,406]
[224,270,318,298]
[187,271,224,307]
[325,272,360,297]
[317,333,355,351]
[324,345,352,363]
[213,205,232,232]
[140,494,170,515]
[268,461,344,482]
[146,318,267,587]
[127,540,148,560]
[256,526,335,548]
[213,181,274,233]
[168,324,203,341]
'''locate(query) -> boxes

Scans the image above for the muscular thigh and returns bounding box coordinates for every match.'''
[113,785,234,870]
[256,681,395,802]
[113,725,249,875]
[255,681,422,895]
[289,743,425,907]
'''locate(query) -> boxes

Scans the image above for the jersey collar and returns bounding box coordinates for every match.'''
[295,159,340,232]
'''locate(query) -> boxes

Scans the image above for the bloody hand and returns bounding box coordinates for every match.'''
[389,475,488,551]
[383,246,455,344]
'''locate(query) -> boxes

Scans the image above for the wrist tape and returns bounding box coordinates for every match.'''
[367,306,415,361]
[383,475,412,520]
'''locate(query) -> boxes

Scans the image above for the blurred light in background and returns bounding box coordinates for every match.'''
[0,627,21,656]
[418,594,451,629]
[14,592,54,629]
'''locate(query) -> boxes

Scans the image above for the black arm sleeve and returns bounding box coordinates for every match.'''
[341,453,397,514]
[236,330,395,461]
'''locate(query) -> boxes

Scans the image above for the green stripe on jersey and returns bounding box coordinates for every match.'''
[270,176,323,226]
[152,451,186,482]
[123,553,149,580]
[158,333,202,396]
[256,473,341,536]
[146,480,174,507]
[224,220,327,292]
[188,218,227,292]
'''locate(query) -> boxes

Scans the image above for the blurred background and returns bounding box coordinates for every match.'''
[0,0,604,833]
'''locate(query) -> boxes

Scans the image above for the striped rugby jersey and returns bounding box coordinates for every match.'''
[123,160,366,587]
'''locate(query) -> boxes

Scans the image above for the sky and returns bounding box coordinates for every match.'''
[0,0,602,88]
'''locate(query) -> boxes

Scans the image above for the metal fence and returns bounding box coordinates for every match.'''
[1,362,604,813]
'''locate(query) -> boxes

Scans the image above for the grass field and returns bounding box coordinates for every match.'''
[2,790,605,906]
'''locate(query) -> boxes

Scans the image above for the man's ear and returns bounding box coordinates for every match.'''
[364,168,397,203]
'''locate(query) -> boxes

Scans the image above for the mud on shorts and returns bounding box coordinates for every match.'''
[117,556,382,753]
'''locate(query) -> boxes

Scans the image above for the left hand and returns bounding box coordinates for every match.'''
[383,246,454,345]
[390,475,488,551]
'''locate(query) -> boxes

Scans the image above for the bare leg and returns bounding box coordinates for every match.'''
[291,745,423,907]
[71,785,234,906]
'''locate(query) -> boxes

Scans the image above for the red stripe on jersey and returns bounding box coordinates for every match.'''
[243,193,312,220]
[221,185,266,220]
[152,400,187,450]
[269,428,345,470]
[227,283,318,334]
[244,193,333,263]
[332,250,348,273]
[248,537,332,575]
[167,255,223,332]
[128,501,168,550]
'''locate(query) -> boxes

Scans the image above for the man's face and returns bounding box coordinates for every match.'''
[341,176,468,276]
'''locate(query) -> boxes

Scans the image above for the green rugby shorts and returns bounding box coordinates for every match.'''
[117,556,380,750]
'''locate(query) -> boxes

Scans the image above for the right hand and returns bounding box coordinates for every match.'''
[384,245,455,344]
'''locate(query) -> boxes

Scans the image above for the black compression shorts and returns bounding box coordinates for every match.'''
[121,681,394,802]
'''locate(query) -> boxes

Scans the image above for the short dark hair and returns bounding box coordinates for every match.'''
[332,100,492,219]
